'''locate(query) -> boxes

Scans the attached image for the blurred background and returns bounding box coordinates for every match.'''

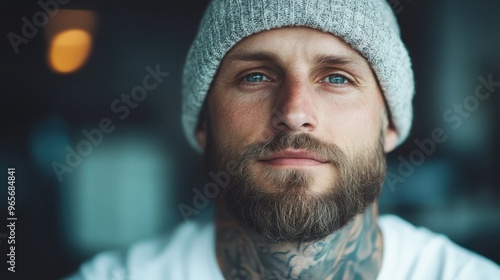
[0,0,499,279]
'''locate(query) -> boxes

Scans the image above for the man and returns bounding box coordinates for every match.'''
[69,0,500,279]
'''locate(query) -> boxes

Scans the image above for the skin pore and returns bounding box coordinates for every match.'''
[197,27,398,279]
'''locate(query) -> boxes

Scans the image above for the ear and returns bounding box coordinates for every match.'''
[196,117,207,150]
[384,126,398,153]
[381,107,398,153]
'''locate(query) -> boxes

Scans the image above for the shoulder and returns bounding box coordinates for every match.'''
[377,215,500,280]
[65,219,216,280]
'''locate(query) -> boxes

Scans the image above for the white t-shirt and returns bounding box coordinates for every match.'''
[66,215,500,280]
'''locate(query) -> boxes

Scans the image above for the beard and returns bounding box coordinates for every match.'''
[205,131,386,243]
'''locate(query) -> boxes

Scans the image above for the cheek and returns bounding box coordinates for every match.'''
[209,96,267,149]
[320,97,382,148]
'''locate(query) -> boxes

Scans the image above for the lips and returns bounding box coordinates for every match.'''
[259,150,329,166]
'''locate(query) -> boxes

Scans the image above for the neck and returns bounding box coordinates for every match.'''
[215,203,382,280]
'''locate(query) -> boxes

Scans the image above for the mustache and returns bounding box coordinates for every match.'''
[241,132,347,166]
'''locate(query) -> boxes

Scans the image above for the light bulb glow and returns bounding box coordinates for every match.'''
[48,29,92,74]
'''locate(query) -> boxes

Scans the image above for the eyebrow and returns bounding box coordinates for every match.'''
[314,54,360,67]
[224,50,281,64]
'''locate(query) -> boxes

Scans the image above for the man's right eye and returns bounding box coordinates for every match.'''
[243,73,270,83]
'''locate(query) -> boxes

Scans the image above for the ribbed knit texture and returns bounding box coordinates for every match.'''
[182,0,414,151]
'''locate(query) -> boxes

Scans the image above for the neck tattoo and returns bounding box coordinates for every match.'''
[215,204,383,280]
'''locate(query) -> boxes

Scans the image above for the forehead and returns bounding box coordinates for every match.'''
[223,26,371,70]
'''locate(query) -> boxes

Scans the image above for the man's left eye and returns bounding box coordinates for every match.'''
[322,74,349,84]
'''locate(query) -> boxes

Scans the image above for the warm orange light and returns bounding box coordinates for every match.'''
[49,29,92,74]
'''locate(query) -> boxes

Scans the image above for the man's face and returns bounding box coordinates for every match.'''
[198,27,398,242]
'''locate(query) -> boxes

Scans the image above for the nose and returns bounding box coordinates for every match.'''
[271,78,318,133]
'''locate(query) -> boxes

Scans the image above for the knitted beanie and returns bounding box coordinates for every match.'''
[182,0,414,151]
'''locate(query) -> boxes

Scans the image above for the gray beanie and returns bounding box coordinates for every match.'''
[182,0,414,151]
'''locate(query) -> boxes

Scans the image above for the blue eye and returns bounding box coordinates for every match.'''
[244,73,269,83]
[327,74,348,84]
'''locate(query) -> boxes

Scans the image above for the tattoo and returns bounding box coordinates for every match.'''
[216,204,382,280]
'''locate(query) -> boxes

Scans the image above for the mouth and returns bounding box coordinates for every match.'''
[258,150,329,167]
